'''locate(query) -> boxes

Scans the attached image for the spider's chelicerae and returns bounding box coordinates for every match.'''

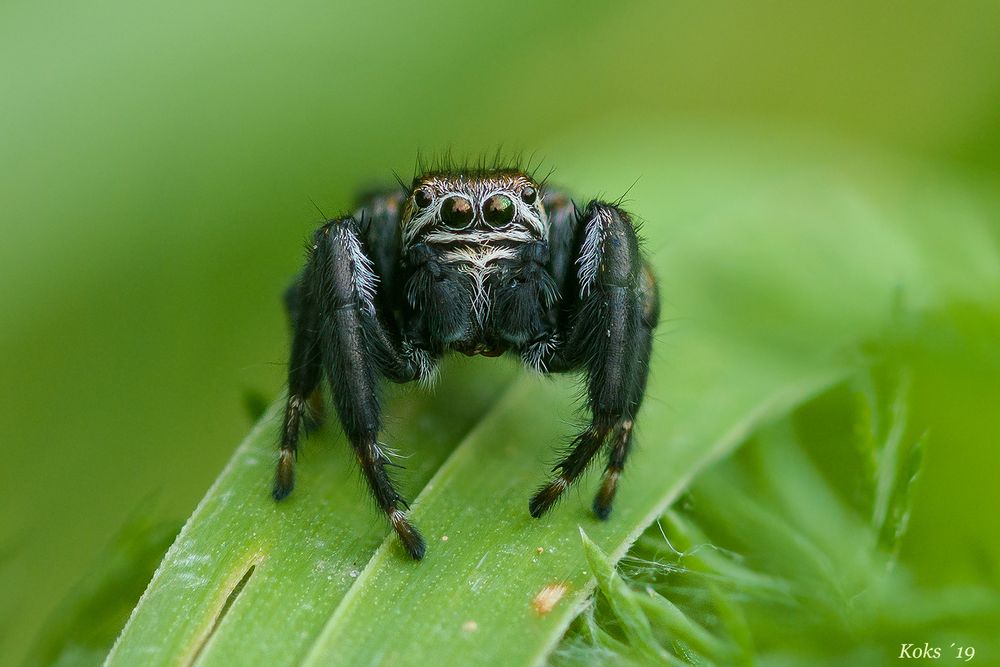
[273,166,659,559]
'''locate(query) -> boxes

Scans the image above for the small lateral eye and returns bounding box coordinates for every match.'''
[414,187,434,209]
[440,195,474,228]
[483,194,515,226]
[520,186,537,205]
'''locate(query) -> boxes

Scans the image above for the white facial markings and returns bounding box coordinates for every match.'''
[400,175,548,250]
[441,244,520,325]
[423,228,534,246]
[403,196,449,246]
[438,244,521,266]
[480,188,547,238]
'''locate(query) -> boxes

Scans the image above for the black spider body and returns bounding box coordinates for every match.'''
[274,168,659,560]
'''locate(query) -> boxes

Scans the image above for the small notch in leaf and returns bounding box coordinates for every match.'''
[187,562,258,665]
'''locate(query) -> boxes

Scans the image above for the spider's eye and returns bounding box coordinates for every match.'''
[414,187,434,209]
[483,194,515,226]
[440,195,474,228]
[520,186,537,205]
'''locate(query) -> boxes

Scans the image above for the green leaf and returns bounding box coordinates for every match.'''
[105,338,846,666]
[297,364,845,666]
[104,360,522,665]
[580,531,675,664]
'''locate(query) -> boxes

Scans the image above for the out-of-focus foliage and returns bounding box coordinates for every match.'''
[21,511,180,667]
[557,360,1000,666]
[2,1,1000,664]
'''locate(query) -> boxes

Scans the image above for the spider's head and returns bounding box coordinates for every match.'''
[400,170,547,247]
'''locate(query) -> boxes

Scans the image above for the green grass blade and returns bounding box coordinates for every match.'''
[581,532,676,664]
[299,336,847,666]
[105,362,521,666]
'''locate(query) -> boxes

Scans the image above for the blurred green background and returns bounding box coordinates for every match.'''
[2,1,999,664]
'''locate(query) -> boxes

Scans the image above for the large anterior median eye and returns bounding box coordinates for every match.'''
[440,195,474,228]
[482,194,515,226]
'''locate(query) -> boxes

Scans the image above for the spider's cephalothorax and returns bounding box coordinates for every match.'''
[274,168,659,560]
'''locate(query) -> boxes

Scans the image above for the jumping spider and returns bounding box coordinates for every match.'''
[273,167,659,559]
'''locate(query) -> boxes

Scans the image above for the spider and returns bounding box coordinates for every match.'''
[273,166,659,560]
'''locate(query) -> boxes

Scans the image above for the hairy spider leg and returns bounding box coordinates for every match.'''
[282,279,327,434]
[274,215,438,560]
[593,263,658,518]
[527,201,659,519]
[274,260,323,499]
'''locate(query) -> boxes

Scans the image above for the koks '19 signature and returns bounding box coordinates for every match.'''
[899,643,975,661]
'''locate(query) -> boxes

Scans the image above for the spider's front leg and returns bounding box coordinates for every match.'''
[529,201,659,520]
[274,218,437,560]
